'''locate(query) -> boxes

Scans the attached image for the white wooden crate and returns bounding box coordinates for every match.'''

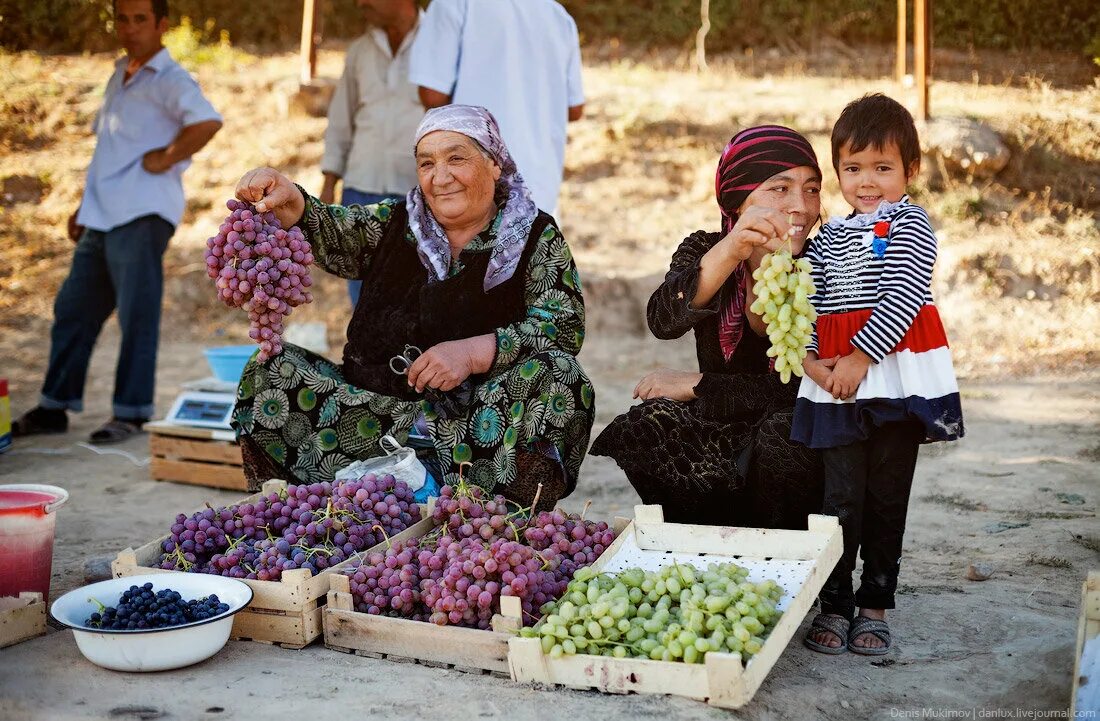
[1073,570,1100,715]
[508,505,843,710]
[0,592,47,648]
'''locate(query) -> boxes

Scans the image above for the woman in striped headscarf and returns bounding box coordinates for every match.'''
[590,126,827,528]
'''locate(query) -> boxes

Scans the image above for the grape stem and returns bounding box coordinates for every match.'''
[529,482,544,515]
[371,523,393,549]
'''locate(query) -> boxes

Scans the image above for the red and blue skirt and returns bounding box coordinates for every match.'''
[791,305,964,449]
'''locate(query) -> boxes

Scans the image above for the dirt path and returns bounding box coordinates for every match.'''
[1,329,1096,719]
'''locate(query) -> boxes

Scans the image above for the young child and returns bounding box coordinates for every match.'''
[792,93,964,656]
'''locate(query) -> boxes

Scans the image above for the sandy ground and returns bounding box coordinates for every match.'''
[0,40,1097,721]
[0,326,1097,720]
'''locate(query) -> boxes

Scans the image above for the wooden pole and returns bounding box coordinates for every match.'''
[914,0,930,120]
[299,0,318,86]
[896,0,907,84]
[695,0,712,72]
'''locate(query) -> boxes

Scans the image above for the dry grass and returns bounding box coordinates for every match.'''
[1025,553,1074,569]
[1,43,1097,381]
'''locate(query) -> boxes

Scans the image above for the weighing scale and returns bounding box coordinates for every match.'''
[163,377,238,431]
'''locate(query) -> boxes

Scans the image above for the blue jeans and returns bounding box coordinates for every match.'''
[341,189,403,305]
[39,214,173,420]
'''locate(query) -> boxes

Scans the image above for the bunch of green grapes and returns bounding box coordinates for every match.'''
[519,562,784,665]
[748,250,816,384]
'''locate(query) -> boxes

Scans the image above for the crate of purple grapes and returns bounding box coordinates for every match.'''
[323,479,618,674]
[112,476,427,649]
[507,505,842,710]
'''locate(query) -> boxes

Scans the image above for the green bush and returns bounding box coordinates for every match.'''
[558,0,1100,56]
[162,16,253,71]
[0,0,1097,57]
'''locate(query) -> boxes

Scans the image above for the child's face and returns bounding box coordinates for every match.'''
[837,140,913,215]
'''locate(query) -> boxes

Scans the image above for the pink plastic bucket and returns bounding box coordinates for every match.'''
[0,484,68,602]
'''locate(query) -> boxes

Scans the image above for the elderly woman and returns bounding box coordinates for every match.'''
[591,126,828,529]
[231,106,594,507]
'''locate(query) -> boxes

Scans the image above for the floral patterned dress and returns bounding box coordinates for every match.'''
[233,195,595,499]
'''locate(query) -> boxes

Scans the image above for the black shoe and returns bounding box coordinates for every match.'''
[12,407,68,436]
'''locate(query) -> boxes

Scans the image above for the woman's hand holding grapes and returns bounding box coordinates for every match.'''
[235,167,307,231]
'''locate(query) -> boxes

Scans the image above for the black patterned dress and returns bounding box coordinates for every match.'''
[589,231,822,529]
[233,195,594,505]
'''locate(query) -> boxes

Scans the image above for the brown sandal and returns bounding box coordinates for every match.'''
[88,419,145,445]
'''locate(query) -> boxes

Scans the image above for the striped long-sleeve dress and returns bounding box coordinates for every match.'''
[791,196,964,449]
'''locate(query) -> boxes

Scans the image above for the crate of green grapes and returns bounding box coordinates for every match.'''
[507,505,842,710]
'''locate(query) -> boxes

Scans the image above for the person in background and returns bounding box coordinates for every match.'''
[13,0,221,443]
[408,0,584,217]
[320,0,424,306]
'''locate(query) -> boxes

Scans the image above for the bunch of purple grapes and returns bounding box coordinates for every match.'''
[523,510,615,598]
[430,482,522,543]
[204,199,314,361]
[342,478,617,629]
[158,475,420,581]
[420,536,555,629]
[345,540,426,620]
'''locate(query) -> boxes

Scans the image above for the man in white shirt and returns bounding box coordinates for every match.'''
[321,0,424,304]
[13,0,222,443]
[408,0,585,217]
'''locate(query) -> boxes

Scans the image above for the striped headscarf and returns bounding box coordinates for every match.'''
[713,126,820,361]
[408,105,538,292]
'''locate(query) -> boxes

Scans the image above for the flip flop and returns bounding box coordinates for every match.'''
[88,419,146,445]
[803,612,850,655]
[848,615,892,656]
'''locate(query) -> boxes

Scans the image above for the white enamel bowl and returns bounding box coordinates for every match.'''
[50,573,253,672]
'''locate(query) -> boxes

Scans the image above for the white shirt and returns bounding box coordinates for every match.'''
[78,48,221,232]
[322,16,425,195]
[408,0,584,215]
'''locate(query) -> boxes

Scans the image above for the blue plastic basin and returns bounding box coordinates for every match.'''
[203,345,256,383]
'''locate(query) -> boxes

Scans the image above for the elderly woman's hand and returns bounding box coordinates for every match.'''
[407,336,496,393]
[633,369,704,402]
[235,167,306,230]
[720,206,794,262]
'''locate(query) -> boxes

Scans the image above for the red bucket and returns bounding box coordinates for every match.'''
[0,485,68,602]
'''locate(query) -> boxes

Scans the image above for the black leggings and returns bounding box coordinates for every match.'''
[818,420,924,620]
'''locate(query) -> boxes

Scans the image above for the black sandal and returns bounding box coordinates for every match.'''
[804,613,850,654]
[88,418,146,445]
[12,407,68,436]
[848,615,891,656]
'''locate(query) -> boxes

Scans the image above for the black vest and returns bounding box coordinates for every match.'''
[342,203,554,399]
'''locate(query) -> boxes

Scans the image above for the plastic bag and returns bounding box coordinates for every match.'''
[333,434,426,491]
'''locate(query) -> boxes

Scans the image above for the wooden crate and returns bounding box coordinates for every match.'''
[324,557,522,675]
[324,515,633,674]
[325,576,522,675]
[146,420,247,492]
[0,592,47,648]
[111,480,430,649]
[508,505,843,710]
[321,512,633,669]
[1073,570,1100,715]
